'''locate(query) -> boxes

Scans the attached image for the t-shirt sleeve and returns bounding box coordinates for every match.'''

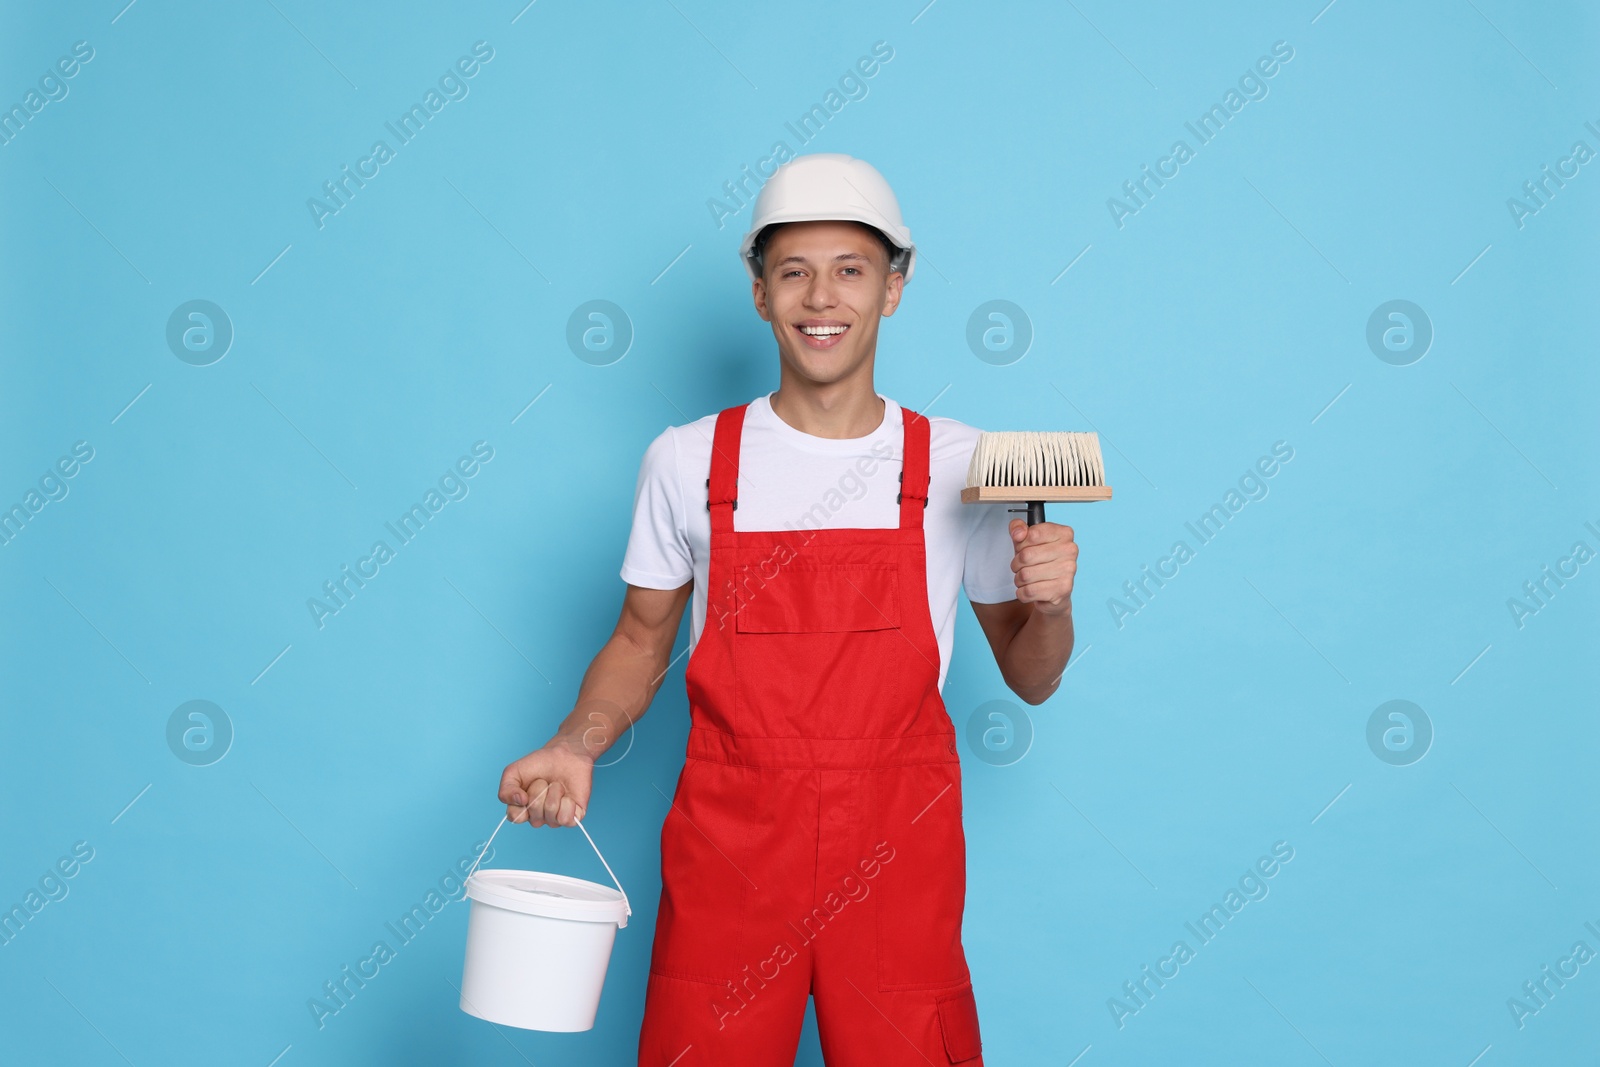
[619,428,694,590]
[963,502,1019,604]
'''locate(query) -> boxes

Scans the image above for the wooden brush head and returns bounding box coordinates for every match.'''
[960,430,1112,503]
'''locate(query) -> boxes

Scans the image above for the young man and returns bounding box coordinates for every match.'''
[498,154,1078,1065]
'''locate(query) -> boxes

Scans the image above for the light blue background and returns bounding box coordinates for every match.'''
[2,1,1596,1064]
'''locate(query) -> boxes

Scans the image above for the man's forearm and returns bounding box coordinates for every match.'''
[1002,601,1074,705]
[546,631,669,758]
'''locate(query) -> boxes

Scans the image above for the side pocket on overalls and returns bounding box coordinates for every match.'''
[873,760,971,992]
[936,983,983,1062]
[648,759,750,985]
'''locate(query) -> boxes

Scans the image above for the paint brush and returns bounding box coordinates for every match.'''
[960,431,1112,526]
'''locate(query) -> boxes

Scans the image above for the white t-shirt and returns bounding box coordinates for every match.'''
[618,392,1019,691]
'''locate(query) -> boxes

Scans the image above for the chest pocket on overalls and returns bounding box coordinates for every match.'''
[734,562,901,633]
[732,560,908,737]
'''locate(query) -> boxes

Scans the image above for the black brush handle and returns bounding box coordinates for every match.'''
[1008,502,1046,526]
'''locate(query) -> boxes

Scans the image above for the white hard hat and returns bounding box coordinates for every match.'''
[740,153,916,284]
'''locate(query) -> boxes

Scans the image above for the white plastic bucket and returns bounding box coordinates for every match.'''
[458,815,631,1032]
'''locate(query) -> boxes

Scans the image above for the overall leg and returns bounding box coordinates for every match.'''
[637,963,811,1066]
[637,762,818,1066]
[810,763,984,1066]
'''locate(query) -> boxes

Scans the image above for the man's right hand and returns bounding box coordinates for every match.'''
[498,741,594,828]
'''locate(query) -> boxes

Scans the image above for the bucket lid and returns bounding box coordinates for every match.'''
[466,869,629,927]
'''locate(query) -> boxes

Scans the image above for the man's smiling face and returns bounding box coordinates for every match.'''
[752,220,904,387]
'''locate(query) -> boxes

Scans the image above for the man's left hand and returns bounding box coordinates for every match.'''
[1008,518,1077,617]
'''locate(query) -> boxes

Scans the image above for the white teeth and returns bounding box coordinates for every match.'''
[799,325,847,336]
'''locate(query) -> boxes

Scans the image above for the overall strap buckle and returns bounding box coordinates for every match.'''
[895,470,928,507]
[706,477,737,511]
[705,405,748,529]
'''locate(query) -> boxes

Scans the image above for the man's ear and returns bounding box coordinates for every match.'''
[880,269,904,318]
[752,276,771,322]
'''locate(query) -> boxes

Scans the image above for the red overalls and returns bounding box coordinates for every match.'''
[637,402,984,1066]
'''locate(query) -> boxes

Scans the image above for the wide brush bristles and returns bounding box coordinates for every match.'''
[965,431,1106,489]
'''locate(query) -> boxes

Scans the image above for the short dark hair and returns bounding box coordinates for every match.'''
[753,221,899,277]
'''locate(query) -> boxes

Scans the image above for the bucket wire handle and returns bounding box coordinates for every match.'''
[574,817,632,919]
[465,814,509,881]
[466,810,632,921]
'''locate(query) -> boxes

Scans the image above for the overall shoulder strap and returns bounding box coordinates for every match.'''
[707,404,747,536]
[898,406,930,530]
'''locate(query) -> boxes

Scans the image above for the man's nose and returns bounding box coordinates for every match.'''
[803,275,838,308]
